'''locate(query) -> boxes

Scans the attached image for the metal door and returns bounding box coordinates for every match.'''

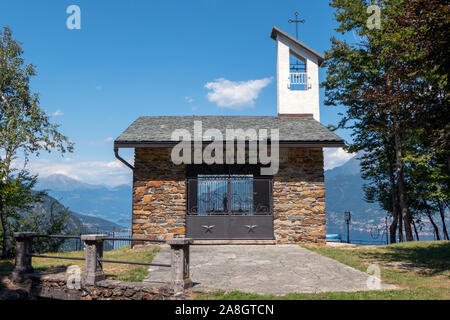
[186,174,274,240]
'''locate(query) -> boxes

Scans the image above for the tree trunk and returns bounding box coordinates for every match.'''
[389,213,398,244]
[0,194,13,259]
[398,208,404,242]
[386,141,398,244]
[394,132,414,241]
[411,220,419,241]
[423,199,440,240]
[437,201,449,240]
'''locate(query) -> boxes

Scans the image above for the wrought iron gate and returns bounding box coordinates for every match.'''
[186,174,274,240]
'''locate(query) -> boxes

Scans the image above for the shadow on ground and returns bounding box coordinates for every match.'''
[0,260,14,285]
[0,260,30,300]
[360,241,450,275]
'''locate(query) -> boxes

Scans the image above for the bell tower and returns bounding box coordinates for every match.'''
[271,25,324,121]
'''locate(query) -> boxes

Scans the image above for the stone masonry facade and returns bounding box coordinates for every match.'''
[133,148,186,241]
[132,147,325,244]
[273,147,326,244]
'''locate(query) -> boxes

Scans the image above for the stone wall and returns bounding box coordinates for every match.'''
[132,148,186,241]
[6,273,183,300]
[132,147,326,244]
[273,147,326,244]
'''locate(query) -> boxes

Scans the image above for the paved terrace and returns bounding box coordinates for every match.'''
[144,244,396,295]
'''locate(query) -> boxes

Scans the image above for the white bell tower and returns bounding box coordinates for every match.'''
[271,26,324,121]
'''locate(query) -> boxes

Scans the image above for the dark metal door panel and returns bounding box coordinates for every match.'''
[186,215,274,240]
[229,216,274,239]
[186,216,229,239]
[185,169,274,240]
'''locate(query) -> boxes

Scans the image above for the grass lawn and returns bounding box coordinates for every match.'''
[0,245,159,283]
[195,241,450,300]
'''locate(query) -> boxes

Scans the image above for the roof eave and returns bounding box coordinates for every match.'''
[114,140,345,148]
[271,26,325,66]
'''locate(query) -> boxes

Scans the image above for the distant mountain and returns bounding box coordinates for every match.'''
[36,174,105,191]
[325,156,439,242]
[26,193,128,234]
[325,159,387,242]
[325,156,361,178]
[36,174,132,227]
[19,193,128,252]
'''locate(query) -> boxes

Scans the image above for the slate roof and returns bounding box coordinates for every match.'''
[270,26,325,66]
[115,116,344,146]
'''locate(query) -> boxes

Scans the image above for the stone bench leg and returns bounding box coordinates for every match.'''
[81,234,106,285]
[11,232,38,283]
[168,238,193,294]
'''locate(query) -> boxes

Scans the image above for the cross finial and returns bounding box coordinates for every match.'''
[288,11,305,40]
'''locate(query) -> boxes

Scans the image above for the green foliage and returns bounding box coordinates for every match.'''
[0,26,74,172]
[1,171,43,217]
[0,26,73,257]
[17,204,71,253]
[322,0,449,242]
[0,171,43,254]
[0,172,71,253]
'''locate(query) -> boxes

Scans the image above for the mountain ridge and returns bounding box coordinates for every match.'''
[22,193,129,233]
[35,174,132,226]
[37,174,131,191]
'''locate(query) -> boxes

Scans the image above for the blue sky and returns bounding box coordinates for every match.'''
[2,0,354,185]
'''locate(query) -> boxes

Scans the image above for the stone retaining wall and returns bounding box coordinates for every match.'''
[13,273,186,300]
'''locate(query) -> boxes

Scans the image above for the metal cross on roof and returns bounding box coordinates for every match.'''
[288,11,305,40]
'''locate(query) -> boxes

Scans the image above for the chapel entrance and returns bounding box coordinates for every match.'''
[185,165,274,240]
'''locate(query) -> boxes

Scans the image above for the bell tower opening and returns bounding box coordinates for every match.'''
[271,25,324,121]
[289,51,307,91]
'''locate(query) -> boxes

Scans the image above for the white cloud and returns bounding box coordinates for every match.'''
[20,158,133,186]
[52,110,63,116]
[205,77,272,109]
[95,85,103,91]
[323,148,355,170]
[185,96,194,103]
[104,137,114,142]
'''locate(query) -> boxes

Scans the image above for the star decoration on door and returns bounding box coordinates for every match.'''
[245,225,258,232]
[201,225,215,233]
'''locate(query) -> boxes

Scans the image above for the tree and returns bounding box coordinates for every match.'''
[0,171,43,254]
[322,0,449,242]
[322,0,414,240]
[357,135,403,243]
[0,27,73,258]
[16,199,71,253]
